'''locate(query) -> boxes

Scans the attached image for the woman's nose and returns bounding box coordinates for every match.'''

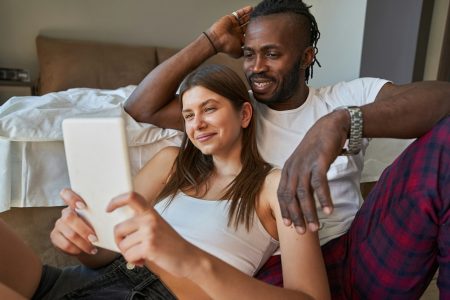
[192,115,206,130]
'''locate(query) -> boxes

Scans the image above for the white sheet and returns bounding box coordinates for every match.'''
[361,137,414,182]
[0,86,182,212]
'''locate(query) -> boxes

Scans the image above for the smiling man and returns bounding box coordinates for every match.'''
[124,0,450,298]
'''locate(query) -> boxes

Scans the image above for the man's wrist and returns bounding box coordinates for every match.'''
[333,106,363,155]
[331,108,351,137]
[202,31,218,54]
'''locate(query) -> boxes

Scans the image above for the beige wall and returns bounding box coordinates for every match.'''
[0,0,258,80]
[0,0,368,88]
[424,0,449,80]
[0,0,446,88]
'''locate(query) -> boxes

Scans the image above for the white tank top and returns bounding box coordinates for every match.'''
[154,192,279,276]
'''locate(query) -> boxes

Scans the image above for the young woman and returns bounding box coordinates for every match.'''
[0,65,330,299]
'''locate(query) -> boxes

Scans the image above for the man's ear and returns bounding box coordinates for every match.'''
[300,46,315,70]
[241,102,253,128]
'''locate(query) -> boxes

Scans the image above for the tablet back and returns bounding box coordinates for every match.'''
[62,117,134,252]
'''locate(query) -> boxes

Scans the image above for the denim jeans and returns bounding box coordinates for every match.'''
[33,256,177,299]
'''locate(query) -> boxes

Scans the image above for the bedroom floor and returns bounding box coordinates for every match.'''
[0,207,440,299]
[423,276,439,299]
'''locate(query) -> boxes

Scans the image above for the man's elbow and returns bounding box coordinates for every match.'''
[123,100,153,123]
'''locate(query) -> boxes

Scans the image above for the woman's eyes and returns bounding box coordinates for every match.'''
[183,107,216,120]
[183,113,194,120]
[204,106,216,113]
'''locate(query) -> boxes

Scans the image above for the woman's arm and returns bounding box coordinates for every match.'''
[51,147,179,269]
[108,195,321,300]
[188,171,330,299]
[133,146,180,203]
[0,282,27,300]
[109,168,330,299]
[266,170,330,298]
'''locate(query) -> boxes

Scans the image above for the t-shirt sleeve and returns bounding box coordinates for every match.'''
[325,77,391,109]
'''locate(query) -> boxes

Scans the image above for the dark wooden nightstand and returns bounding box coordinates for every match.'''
[0,80,33,105]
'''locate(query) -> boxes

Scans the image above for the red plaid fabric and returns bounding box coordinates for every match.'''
[254,255,283,287]
[255,116,450,299]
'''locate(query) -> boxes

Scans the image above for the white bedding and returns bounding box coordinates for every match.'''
[0,86,182,212]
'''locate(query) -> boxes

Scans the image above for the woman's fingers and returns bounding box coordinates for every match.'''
[107,192,147,214]
[114,210,158,245]
[51,207,98,255]
[117,228,142,253]
[60,188,87,210]
[122,243,148,266]
[50,230,82,255]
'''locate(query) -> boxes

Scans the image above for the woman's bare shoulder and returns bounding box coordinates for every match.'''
[258,168,281,207]
[263,168,281,191]
[137,146,180,177]
[156,146,180,158]
[134,146,180,201]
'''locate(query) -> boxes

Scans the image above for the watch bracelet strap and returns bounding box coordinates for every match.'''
[334,106,363,155]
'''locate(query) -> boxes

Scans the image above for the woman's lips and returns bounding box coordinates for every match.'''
[196,133,216,142]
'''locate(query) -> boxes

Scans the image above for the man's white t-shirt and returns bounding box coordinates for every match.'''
[253,77,389,245]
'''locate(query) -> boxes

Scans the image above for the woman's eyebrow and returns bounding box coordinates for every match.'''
[182,99,218,113]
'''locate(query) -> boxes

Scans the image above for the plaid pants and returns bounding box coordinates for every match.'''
[255,116,450,299]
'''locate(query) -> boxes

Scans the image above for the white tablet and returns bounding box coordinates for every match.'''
[62,117,134,252]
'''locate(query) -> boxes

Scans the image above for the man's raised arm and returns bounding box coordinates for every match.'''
[124,6,253,130]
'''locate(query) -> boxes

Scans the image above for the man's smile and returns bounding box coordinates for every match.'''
[249,75,275,94]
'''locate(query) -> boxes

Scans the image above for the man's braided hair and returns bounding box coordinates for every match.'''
[250,0,321,82]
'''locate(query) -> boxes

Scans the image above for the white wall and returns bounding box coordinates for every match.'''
[0,0,367,87]
[308,0,368,87]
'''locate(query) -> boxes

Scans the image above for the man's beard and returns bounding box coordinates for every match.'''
[249,58,302,105]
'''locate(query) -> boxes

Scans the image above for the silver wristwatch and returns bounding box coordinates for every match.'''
[334,106,363,155]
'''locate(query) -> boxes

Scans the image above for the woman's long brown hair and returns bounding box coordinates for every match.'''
[156,64,272,230]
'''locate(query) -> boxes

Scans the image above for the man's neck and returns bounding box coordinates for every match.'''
[268,84,310,111]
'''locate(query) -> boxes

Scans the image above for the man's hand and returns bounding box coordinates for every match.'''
[207,6,253,58]
[277,110,350,234]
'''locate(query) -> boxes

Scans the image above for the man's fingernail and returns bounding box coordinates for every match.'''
[75,201,86,209]
[90,248,98,255]
[88,234,98,243]
[323,206,332,215]
[309,223,319,231]
[295,226,306,234]
[283,218,292,226]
